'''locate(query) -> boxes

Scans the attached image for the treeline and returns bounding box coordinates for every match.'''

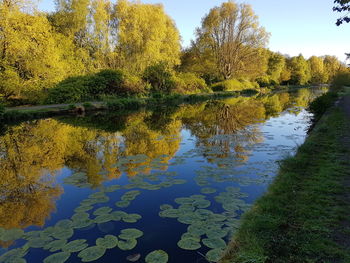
[0,0,348,105]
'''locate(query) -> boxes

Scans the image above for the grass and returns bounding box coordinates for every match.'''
[220,103,350,263]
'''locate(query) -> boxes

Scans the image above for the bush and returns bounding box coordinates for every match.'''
[332,72,350,90]
[46,69,127,104]
[143,62,176,93]
[211,79,259,92]
[308,92,338,120]
[173,73,211,94]
[119,74,148,96]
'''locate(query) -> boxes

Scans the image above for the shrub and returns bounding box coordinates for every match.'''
[211,79,259,92]
[308,92,338,120]
[143,62,176,93]
[332,72,350,90]
[89,69,124,95]
[119,74,148,96]
[173,73,211,94]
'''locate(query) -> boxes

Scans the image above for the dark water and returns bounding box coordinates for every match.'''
[0,88,326,263]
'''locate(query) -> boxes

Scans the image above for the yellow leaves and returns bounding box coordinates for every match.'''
[115,0,180,73]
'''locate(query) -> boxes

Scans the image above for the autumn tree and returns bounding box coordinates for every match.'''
[113,0,181,73]
[308,56,327,84]
[194,1,269,80]
[266,52,286,84]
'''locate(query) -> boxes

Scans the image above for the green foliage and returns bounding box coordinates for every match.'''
[46,69,147,104]
[308,92,338,120]
[0,103,4,120]
[288,55,311,85]
[332,72,350,89]
[173,73,210,94]
[211,79,259,92]
[143,63,176,93]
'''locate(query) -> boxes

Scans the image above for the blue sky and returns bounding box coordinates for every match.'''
[38,0,350,61]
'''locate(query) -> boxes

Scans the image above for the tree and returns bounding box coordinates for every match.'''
[266,52,286,84]
[288,55,311,85]
[308,56,327,84]
[113,0,181,73]
[195,1,269,80]
[333,0,350,25]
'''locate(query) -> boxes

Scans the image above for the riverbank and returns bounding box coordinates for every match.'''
[1,90,258,123]
[220,91,350,263]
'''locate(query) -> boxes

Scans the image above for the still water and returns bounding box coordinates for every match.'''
[0,88,325,263]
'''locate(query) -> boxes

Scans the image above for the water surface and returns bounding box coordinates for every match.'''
[0,88,325,263]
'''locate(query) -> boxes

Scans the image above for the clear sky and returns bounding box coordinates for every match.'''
[38,0,350,62]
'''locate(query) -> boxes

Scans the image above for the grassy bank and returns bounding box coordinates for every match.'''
[1,90,257,123]
[220,94,350,263]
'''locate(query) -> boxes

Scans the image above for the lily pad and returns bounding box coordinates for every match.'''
[74,205,93,213]
[119,228,143,239]
[111,211,127,221]
[43,252,70,263]
[96,235,118,249]
[62,239,88,253]
[122,213,142,223]
[116,200,130,208]
[201,187,217,194]
[118,238,137,250]
[72,218,94,229]
[145,250,169,263]
[44,239,67,252]
[206,248,223,262]
[52,227,74,240]
[55,219,73,228]
[159,209,181,218]
[177,238,201,250]
[94,214,114,224]
[193,199,211,209]
[93,207,112,216]
[0,228,24,242]
[78,246,106,262]
[159,204,173,211]
[202,238,226,249]
[27,237,53,248]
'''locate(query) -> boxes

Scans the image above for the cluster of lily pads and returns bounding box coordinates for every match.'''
[159,194,242,262]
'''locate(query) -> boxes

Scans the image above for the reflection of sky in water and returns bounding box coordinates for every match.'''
[0,89,325,262]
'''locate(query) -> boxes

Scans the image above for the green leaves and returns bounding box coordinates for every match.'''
[78,246,106,262]
[145,250,169,263]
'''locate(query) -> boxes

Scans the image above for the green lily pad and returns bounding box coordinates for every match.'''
[181,233,200,242]
[78,246,106,262]
[55,219,73,228]
[159,209,182,218]
[119,228,143,239]
[121,190,141,201]
[4,258,26,263]
[0,248,28,262]
[62,239,88,253]
[0,228,24,242]
[52,227,74,240]
[145,250,169,263]
[206,248,223,262]
[118,238,137,250]
[122,213,142,223]
[93,207,112,216]
[104,184,121,192]
[177,238,201,250]
[71,212,89,221]
[193,199,211,209]
[160,204,173,211]
[27,237,53,248]
[201,187,217,194]
[94,214,114,224]
[74,205,93,213]
[43,252,70,263]
[110,211,127,221]
[174,197,193,205]
[43,239,67,252]
[202,238,226,249]
[116,200,130,208]
[72,218,94,229]
[96,235,118,249]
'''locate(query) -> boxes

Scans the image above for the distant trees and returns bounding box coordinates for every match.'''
[194,1,269,80]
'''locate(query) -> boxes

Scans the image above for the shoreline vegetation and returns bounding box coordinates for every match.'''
[0,85,320,123]
[219,88,350,263]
